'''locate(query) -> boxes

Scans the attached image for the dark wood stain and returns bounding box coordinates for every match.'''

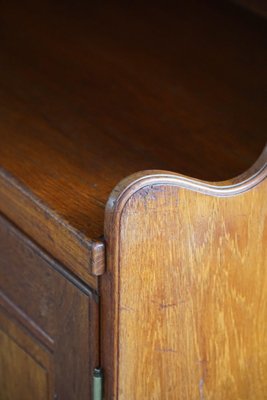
[0,0,266,281]
[0,214,99,399]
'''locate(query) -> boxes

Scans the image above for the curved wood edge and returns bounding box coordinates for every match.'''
[106,144,267,219]
[101,144,266,398]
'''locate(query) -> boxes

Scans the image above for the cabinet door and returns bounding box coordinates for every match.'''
[0,311,53,400]
[0,214,99,400]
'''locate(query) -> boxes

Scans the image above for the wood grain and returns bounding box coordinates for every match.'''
[0,0,266,282]
[0,311,53,400]
[103,156,267,399]
[0,170,101,288]
[0,213,99,400]
[0,331,48,400]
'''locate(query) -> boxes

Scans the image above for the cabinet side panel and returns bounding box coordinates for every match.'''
[106,180,267,399]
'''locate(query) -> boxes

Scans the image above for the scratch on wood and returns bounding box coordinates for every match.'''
[155,348,178,353]
[137,185,165,209]
[120,305,135,312]
[159,302,177,309]
[152,299,187,309]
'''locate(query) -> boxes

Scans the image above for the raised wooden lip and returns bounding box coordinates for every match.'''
[106,144,267,216]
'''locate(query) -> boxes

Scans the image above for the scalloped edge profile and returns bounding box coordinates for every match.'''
[102,143,267,398]
[106,144,267,220]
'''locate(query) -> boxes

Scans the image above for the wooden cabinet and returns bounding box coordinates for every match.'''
[0,214,98,399]
[0,1,266,399]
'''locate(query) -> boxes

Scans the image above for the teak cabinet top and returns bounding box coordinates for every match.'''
[0,0,266,287]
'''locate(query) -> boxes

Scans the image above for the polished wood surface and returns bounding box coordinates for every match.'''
[0,0,266,281]
[0,315,52,400]
[0,1,266,398]
[0,213,99,400]
[103,159,267,399]
[0,170,100,288]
